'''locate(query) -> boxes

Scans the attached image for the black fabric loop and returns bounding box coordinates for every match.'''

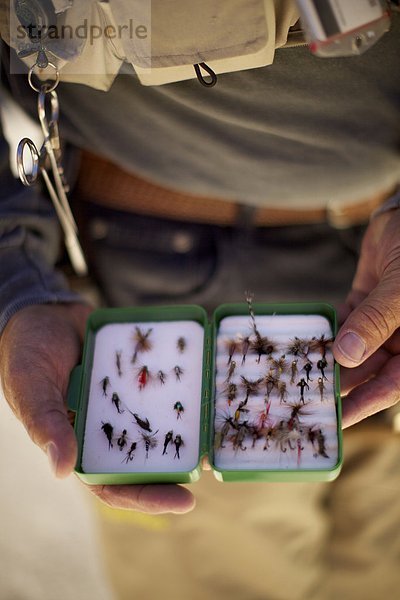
[194,62,217,87]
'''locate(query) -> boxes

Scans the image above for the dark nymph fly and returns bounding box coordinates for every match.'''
[101,421,114,450]
[174,365,184,381]
[100,376,110,397]
[122,441,137,464]
[162,430,174,455]
[111,392,124,414]
[129,411,152,432]
[173,434,184,459]
[117,429,128,451]
[115,351,122,377]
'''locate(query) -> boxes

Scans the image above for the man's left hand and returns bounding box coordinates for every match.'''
[333,209,400,427]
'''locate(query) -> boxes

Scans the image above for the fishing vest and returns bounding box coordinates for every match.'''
[2,0,300,89]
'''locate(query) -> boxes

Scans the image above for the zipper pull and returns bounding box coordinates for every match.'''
[194,62,217,87]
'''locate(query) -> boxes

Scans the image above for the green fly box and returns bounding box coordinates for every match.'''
[67,302,342,485]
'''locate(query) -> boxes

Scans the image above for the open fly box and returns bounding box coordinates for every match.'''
[67,302,342,485]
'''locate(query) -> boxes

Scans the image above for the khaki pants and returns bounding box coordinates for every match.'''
[96,420,400,600]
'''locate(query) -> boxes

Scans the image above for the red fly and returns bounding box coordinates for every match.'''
[137,366,150,390]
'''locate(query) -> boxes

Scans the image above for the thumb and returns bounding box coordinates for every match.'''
[3,364,78,479]
[334,276,400,368]
[0,304,91,478]
[26,382,77,479]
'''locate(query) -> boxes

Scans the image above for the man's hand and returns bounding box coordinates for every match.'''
[0,304,195,513]
[333,210,400,428]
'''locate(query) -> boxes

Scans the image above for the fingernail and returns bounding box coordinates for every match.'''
[337,332,366,363]
[46,442,59,477]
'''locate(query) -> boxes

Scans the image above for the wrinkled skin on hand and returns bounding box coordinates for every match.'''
[334,210,400,427]
[0,303,195,514]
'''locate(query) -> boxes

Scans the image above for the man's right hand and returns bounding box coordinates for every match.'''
[0,304,195,514]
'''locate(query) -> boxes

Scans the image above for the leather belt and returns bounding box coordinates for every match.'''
[75,150,393,228]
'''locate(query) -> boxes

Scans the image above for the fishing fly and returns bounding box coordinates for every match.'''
[122,441,137,463]
[290,359,298,385]
[308,427,329,458]
[310,334,334,358]
[278,380,288,404]
[240,375,264,403]
[137,365,150,390]
[140,430,159,459]
[173,434,184,459]
[130,412,152,432]
[162,430,174,455]
[269,355,288,377]
[222,382,237,406]
[117,429,128,451]
[317,357,328,380]
[157,370,167,385]
[226,339,239,365]
[296,378,310,402]
[177,337,186,353]
[240,335,251,365]
[264,370,278,401]
[111,392,124,414]
[100,376,110,397]
[131,326,153,364]
[302,360,313,382]
[174,365,184,381]
[115,351,123,377]
[226,360,237,382]
[316,377,326,402]
[173,401,185,419]
[245,292,275,361]
[101,421,114,450]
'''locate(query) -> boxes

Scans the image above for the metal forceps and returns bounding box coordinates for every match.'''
[16,69,88,276]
